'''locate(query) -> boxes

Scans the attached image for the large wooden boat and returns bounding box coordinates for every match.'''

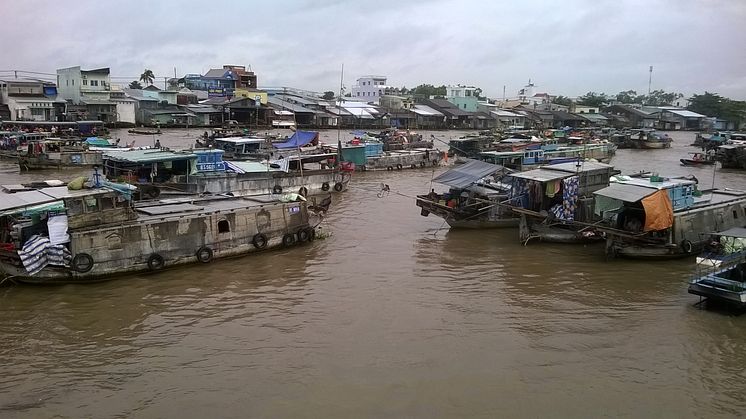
[102,148,350,200]
[594,175,746,259]
[416,159,518,228]
[505,161,620,244]
[0,183,316,283]
[478,142,616,171]
[17,137,117,170]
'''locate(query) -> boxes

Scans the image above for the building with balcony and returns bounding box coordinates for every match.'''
[0,78,65,121]
[446,85,479,112]
[351,76,388,102]
[56,66,117,122]
[173,65,258,98]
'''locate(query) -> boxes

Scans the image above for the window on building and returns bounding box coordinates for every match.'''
[66,80,69,86]
[218,219,230,233]
[83,79,87,86]
[357,92,360,96]
[91,80,98,86]
[72,79,74,85]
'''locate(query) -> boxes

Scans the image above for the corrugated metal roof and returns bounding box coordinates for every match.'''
[412,105,443,116]
[433,159,506,188]
[103,149,196,163]
[593,183,656,202]
[510,168,571,182]
[667,109,706,118]
[547,161,614,173]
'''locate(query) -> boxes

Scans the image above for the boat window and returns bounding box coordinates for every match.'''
[101,197,115,210]
[67,199,84,215]
[83,196,99,213]
[218,219,230,233]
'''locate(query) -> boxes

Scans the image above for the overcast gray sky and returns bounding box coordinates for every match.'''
[3,0,745,99]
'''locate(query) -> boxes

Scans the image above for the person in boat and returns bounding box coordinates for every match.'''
[693,153,703,162]
[155,139,162,149]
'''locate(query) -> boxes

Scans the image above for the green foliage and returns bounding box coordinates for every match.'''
[615,90,641,104]
[128,80,143,89]
[644,89,683,106]
[321,91,335,100]
[688,92,746,123]
[412,84,447,98]
[552,95,573,106]
[139,69,155,86]
[577,92,608,107]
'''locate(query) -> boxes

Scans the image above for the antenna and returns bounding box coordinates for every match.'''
[648,65,653,96]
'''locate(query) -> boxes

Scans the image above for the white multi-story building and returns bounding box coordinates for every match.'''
[56,66,116,121]
[0,78,64,121]
[351,75,388,102]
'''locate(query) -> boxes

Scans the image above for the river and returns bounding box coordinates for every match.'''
[1,129,745,418]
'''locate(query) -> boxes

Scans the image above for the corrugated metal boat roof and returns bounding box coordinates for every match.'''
[510,168,572,182]
[103,149,197,163]
[593,183,657,202]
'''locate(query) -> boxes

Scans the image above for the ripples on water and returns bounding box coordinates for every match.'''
[1,130,746,417]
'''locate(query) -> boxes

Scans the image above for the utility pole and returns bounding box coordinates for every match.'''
[502,85,506,102]
[648,65,653,96]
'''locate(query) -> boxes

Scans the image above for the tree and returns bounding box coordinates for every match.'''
[139,69,155,86]
[411,84,447,98]
[128,80,143,89]
[688,92,746,123]
[473,87,485,101]
[644,89,683,106]
[552,95,573,106]
[400,86,408,95]
[577,92,608,107]
[615,90,640,104]
[322,91,335,100]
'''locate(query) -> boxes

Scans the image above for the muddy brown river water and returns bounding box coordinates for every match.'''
[1,130,745,417]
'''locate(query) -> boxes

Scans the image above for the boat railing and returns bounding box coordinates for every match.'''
[691,250,746,290]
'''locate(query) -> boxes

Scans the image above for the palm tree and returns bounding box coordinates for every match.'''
[139,69,155,86]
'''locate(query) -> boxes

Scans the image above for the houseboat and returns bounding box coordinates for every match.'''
[505,161,620,244]
[17,137,116,170]
[478,142,616,171]
[594,175,746,258]
[688,227,746,307]
[716,144,746,170]
[102,147,350,200]
[0,182,316,283]
[337,140,443,171]
[416,159,518,228]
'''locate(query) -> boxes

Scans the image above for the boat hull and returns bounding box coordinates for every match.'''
[363,150,443,171]
[519,215,604,244]
[0,199,313,283]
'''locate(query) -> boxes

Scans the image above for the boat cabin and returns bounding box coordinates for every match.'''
[213,137,268,159]
[507,161,619,221]
[102,149,199,184]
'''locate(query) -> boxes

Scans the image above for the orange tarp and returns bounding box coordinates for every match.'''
[641,189,674,231]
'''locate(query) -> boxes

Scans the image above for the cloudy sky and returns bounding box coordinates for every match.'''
[3,0,745,99]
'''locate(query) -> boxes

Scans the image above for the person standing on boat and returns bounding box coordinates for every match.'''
[155,139,161,149]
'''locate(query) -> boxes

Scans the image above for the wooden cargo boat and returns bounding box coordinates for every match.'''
[478,142,616,171]
[0,183,316,283]
[416,159,518,228]
[17,137,116,170]
[102,148,350,200]
[594,175,746,258]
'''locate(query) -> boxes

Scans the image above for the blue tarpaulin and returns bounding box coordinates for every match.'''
[273,131,318,149]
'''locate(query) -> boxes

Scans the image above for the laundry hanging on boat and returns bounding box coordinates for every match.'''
[641,189,674,231]
[47,213,70,245]
[545,179,561,197]
[551,176,579,221]
[18,235,72,276]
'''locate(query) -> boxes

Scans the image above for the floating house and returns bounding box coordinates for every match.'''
[594,175,746,258]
